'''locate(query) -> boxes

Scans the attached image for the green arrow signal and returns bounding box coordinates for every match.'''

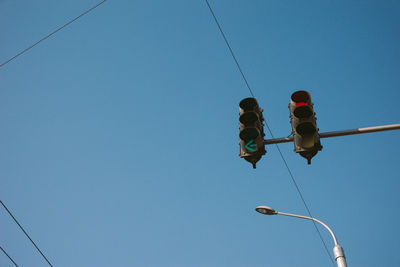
[245,139,257,151]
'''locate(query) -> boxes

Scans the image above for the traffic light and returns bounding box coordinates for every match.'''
[239,97,266,168]
[289,90,322,164]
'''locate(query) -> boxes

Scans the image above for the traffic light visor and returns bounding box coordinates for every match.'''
[239,128,259,141]
[239,98,258,112]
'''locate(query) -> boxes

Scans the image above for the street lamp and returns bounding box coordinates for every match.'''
[255,205,347,267]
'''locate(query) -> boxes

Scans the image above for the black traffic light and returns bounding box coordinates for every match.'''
[239,97,266,168]
[289,90,322,164]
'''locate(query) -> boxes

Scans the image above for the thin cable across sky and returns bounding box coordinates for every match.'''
[204,1,335,265]
[0,0,107,68]
[0,200,53,266]
[0,246,19,267]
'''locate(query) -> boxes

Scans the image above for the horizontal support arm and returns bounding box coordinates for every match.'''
[319,123,400,138]
[264,136,293,145]
[264,123,400,145]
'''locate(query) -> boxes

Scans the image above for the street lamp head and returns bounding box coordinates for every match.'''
[255,206,277,215]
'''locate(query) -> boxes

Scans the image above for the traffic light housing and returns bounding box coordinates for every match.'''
[239,97,266,168]
[289,90,322,164]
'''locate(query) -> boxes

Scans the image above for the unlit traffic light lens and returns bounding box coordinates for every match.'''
[239,128,259,141]
[291,90,310,103]
[239,112,259,126]
[294,105,313,118]
[296,122,316,136]
[239,98,258,111]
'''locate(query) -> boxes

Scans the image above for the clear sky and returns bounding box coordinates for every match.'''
[1,0,400,266]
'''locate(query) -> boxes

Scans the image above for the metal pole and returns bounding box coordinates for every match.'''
[277,211,347,267]
[264,123,400,145]
[319,123,400,138]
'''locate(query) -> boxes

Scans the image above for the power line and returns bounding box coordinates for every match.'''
[205,0,255,98]
[0,246,18,267]
[266,126,336,266]
[204,1,335,266]
[0,0,107,68]
[0,200,53,266]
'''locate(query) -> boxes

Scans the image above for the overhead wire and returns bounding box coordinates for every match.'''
[0,0,107,68]
[0,200,53,266]
[0,246,19,267]
[204,1,336,266]
[0,1,108,265]
[204,0,255,98]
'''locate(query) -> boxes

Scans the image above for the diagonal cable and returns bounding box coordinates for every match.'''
[0,200,53,266]
[0,246,19,267]
[0,0,107,68]
[205,0,255,98]
[265,123,336,266]
[204,1,335,265]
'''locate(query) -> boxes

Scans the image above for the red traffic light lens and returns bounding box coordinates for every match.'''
[296,102,308,107]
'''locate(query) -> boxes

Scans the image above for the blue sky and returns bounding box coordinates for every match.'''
[1,0,399,266]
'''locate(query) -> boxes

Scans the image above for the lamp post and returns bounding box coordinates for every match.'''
[255,205,347,267]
